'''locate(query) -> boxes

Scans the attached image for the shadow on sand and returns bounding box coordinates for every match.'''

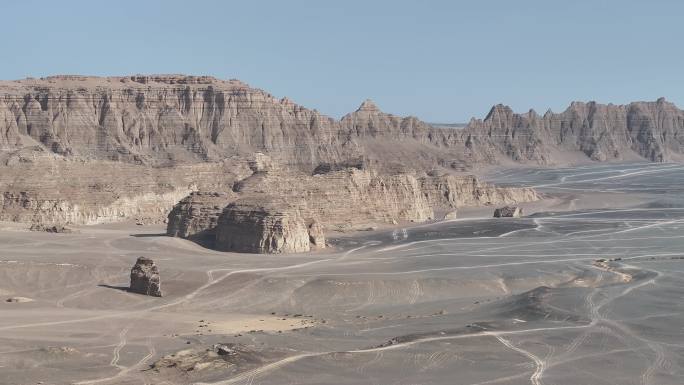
[129,233,168,238]
[97,284,130,292]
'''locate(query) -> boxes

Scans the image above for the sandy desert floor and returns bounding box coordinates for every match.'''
[1,162,684,385]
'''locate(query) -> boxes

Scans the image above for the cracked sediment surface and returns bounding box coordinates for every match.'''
[1,163,684,384]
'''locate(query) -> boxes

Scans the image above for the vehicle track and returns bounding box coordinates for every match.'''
[110,326,130,369]
[493,335,545,385]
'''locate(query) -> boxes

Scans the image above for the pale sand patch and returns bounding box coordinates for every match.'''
[200,315,316,334]
[135,312,319,335]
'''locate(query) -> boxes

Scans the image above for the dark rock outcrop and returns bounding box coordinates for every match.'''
[307,220,326,249]
[312,157,367,175]
[129,257,162,297]
[29,223,72,233]
[493,206,523,218]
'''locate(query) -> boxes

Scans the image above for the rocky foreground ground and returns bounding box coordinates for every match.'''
[0,163,683,384]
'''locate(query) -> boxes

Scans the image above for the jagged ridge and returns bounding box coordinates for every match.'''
[462,98,684,163]
[3,75,681,168]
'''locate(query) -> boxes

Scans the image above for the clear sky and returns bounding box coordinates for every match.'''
[2,0,682,122]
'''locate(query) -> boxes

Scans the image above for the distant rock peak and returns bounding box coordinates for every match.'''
[484,104,514,121]
[468,97,684,163]
[357,99,380,112]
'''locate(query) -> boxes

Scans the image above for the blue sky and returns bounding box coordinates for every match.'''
[2,0,682,122]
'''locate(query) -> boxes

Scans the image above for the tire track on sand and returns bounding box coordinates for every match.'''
[110,326,130,369]
[493,335,545,385]
[193,325,589,385]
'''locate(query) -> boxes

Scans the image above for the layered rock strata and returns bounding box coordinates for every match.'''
[2,74,674,229]
[419,172,538,208]
[0,148,251,225]
[215,198,319,254]
[232,168,429,229]
[2,75,680,171]
[166,191,237,246]
[460,99,684,164]
[167,161,539,253]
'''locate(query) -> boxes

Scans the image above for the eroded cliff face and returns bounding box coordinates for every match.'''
[166,161,539,252]
[235,168,433,229]
[1,74,679,229]
[462,98,684,164]
[215,198,313,254]
[236,167,539,228]
[0,75,421,168]
[0,147,251,225]
[166,191,237,244]
[1,75,681,170]
[420,172,539,208]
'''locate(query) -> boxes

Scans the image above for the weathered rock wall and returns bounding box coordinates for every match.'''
[419,173,539,208]
[2,74,676,229]
[0,75,365,167]
[4,75,680,172]
[234,168,434,230]
[166,191,237,244]
[215,199,313,254]
[0,149,250,225]
[461,98,684,164]
[168,164,540,253]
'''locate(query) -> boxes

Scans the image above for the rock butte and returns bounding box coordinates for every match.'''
[215,198,316,254]
[167,154,538,252]
[0,75,681,251]
[130,257,162,297]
